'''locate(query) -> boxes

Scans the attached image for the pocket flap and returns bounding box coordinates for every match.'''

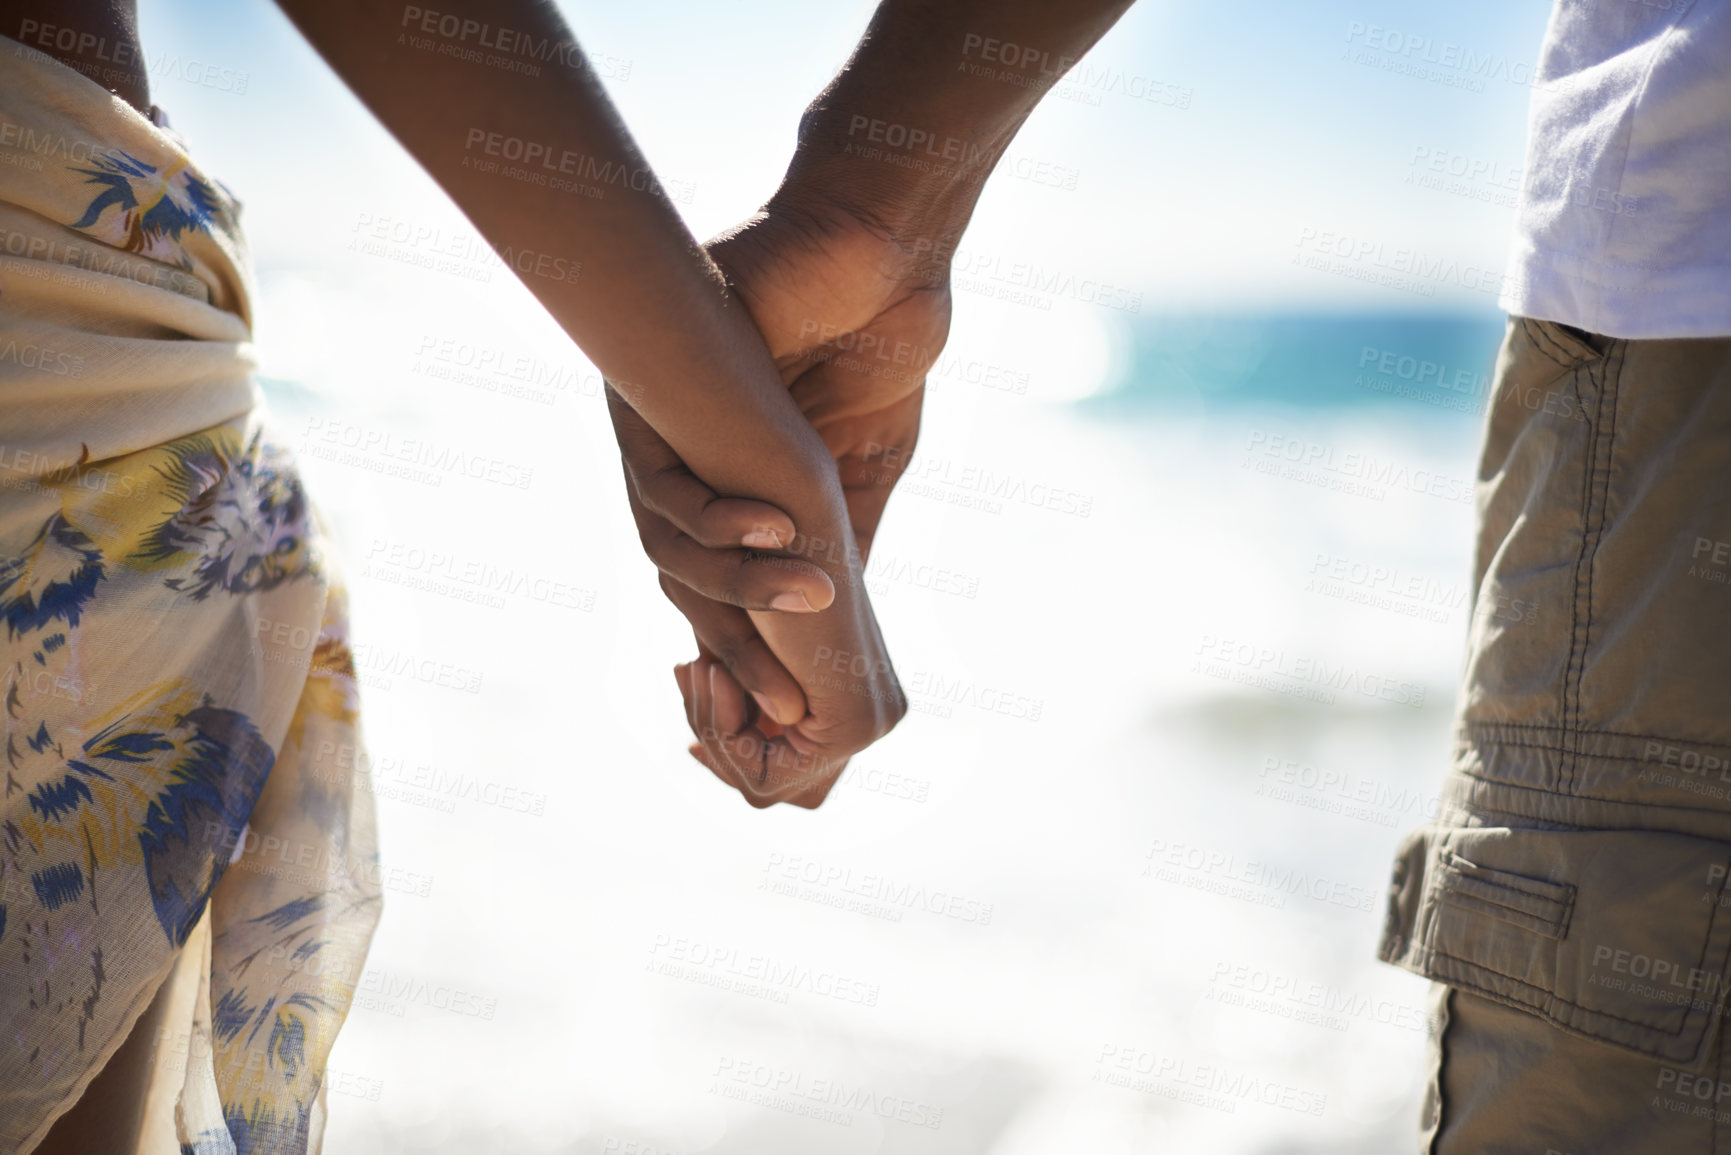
[1380,825,1731,1065]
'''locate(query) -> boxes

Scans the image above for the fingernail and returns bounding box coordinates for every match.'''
[743,528,783,549]
[751,690,779,720]
[771,591,814,612]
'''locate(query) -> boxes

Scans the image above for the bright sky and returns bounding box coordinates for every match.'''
[135,0,1552,324]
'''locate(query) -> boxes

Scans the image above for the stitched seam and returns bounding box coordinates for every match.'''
[1425,829,1731,1039]
[1450,879,1568,908]
[1522,317,1577,368]
[1561,344,1624,794]
[1446,880,1570,910]
[1428,987,1450,1155]
[1574,341,1623,792]
[1558,352,1600,793]
[1439,892,1568,938]
[1438,862,1573,910]
[1462,721,1731,756]
[1448,768,1731,827]
[1461,737,1711,761]
[1430,947,1692,1034]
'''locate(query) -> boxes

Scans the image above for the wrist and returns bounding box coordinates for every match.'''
[763,157,969,297]
[771,99,1007,269]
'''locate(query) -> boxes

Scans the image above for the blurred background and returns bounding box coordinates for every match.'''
[133,0,1551,1150]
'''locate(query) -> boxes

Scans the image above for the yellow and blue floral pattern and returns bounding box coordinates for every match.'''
[0,34,380,1155]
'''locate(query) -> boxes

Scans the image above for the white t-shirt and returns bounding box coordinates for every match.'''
[1501,0,1731,338]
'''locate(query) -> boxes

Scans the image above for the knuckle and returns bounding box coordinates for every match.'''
[637,468,684,519]
[689,506,734,550]
[718,579,755,611]
[638,520,681,567]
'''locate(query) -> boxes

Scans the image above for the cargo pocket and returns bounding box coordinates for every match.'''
[1380,826,1731,1066]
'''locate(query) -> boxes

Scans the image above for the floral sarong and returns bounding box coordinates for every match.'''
[0,35,381,1154]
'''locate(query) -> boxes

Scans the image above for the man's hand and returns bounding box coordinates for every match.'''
[612,195,952,732]
[710,194,951,557]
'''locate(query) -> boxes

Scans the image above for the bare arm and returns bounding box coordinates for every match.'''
[778,0,1139,254]
[273,0,837,509]
[273,0,905,796]
[635,0,1140,795]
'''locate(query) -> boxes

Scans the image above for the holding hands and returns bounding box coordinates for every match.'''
[283,0,1132,807]
[608,0,1136,806]
[616,189,955,806]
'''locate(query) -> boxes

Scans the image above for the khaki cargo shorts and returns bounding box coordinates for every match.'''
[1378,317,1731,1152]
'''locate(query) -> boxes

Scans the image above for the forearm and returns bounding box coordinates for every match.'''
[275,0,843,525]
[278,0,884,731]
[779,0,1136,244]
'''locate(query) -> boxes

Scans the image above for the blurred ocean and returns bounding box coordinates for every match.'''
[270,301,1502,1155]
